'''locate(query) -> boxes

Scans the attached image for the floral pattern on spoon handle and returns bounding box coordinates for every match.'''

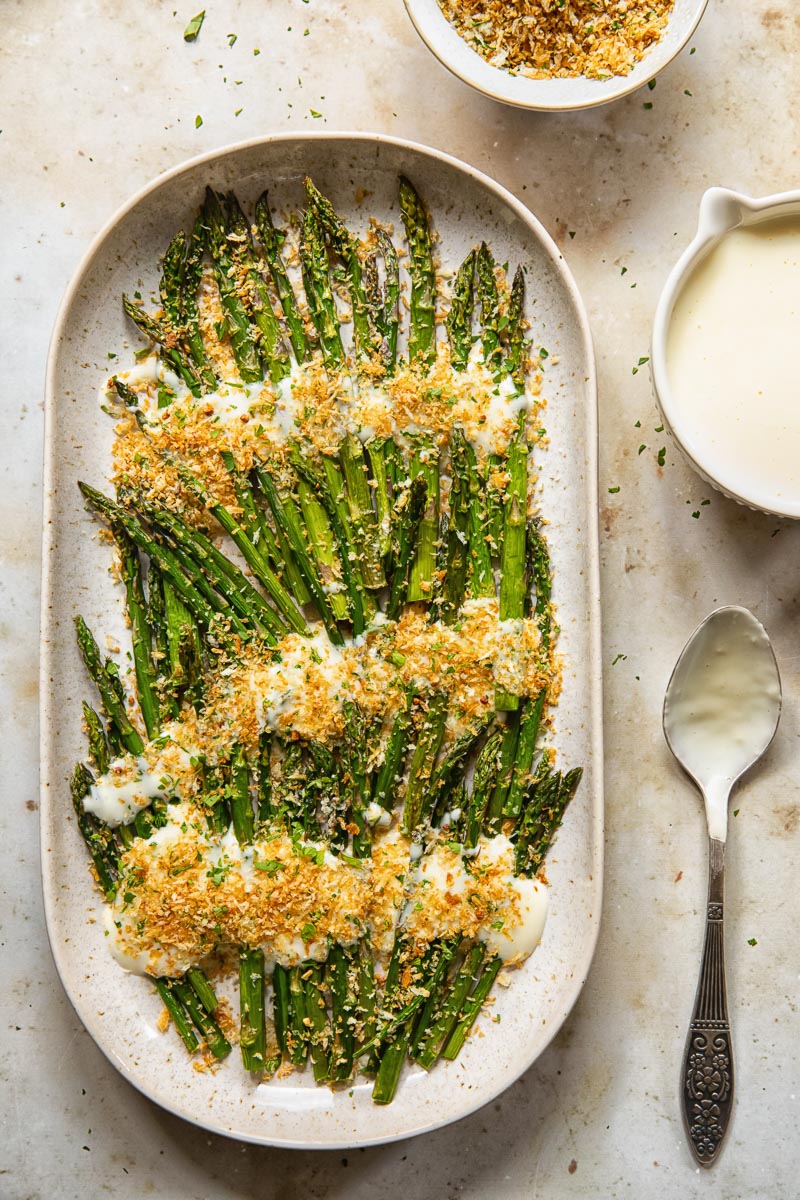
[681,837,733,1166]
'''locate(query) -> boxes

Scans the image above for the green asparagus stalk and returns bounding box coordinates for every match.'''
[296,478,349,621]
[306,178,378,362]
[505,265,527,393]
[446,249,476,370]
[154,978,199,1053]
[439,429,470,622]
[406,441,439,603]
[239,946,267,1071]
[440,955,503,1061]
[255,192,310,363]
[82,702,110,775]
[121,295,203,397]
[183,215,218,390]
[339,434,385,589]
[401,692,448,835]
[386,475,428,620]
[75,616,144,757]
[399,177,437,368]
[70,762,119,898]
[114,525,160,740]
[202,187,262,383]
[299,205,344,368]
[377,228,400,372]
[476,242,503,375]
[496,412,528,711]
[224,191,291,383]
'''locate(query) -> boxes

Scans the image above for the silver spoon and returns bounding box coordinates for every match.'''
[663,605,781,1167]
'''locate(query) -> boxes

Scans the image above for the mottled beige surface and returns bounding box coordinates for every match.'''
[2,0,799,1195]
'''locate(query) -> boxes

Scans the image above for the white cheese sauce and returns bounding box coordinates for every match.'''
[666,217,800,512]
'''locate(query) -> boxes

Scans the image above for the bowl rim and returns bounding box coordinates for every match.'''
[402,0,710,112]
[41,130,604,1149]
[651,185,800,520]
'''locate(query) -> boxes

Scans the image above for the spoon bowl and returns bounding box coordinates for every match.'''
[664,605,782,841]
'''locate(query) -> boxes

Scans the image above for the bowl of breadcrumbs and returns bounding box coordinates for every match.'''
[403,0,708,110]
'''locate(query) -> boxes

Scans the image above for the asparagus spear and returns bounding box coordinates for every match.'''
[386,475,428,620]
[439,429,470,622]
[401,692,448,835]
[399,177,436,368]
[182,215,218,390]
[476,242,503,375]
[74,617,144,757]
[224,191,291,383]
[377,228,400,372]
[255,192,310,363]
[113,525,160,740]
[446,249,476,370]
[295,478,349,621]
[305,178,378,362]
[82,702,110,775]
[495,412,528,711]
[122,295,203,397]
[339,434,385,589]
[505,265,528,392]
[239,947,267,1071]
[406,441,439,603]
[299,204,344,368]
[79,483,250,643]
[202,187,262,383]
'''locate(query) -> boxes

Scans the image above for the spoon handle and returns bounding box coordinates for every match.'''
[681,836,734,1166]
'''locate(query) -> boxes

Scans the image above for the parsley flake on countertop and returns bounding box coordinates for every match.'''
[183,10,205,41]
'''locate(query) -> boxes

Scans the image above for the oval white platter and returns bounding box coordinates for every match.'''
[40,133,603,1149]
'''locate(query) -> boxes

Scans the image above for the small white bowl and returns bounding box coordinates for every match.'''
[403,0,708,111]
[652,186,800,519]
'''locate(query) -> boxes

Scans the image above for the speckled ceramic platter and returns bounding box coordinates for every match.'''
[40,133,602,1149]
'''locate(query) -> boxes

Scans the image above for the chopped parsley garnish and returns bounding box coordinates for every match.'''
[183,11,205,42]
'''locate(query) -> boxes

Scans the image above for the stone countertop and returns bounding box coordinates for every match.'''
[2,1,798,1196]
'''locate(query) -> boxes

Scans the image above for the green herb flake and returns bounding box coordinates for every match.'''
[638,443,646,455]
[310,109,322,118]
[301,922,317,940]
[253,859,283,874]
[643,101,653,110]
[568,230,576,239]
[657,447,666,466]
[253,47,261,55]
[227,32,238,46]
[608,485,620,494]
[183,10,205,41]
[647,78,657,90]
[195,114,203,128]
[747,937,758,946]
[612,653,627,665]
[634,420,641,428]
[691,510,700,519]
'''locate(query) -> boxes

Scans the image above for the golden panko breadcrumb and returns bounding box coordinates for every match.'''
[438,0,675,80]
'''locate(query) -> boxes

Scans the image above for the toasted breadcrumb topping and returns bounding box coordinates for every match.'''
[439,0,675,80]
